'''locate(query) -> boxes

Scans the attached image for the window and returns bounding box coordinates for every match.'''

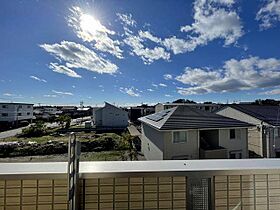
[17,113,22,116]
[229,151,242,159]
[173,131,187,143]
[274,128,279,138]
[2,105,7,108]
[27,112,30,115]
[27,105,31,108]
[230,129,236,139]
[1,113,8,117]
[18,105,22,108]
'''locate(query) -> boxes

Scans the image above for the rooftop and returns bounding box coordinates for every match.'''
[139,106,252,130]
[224,104,280,126]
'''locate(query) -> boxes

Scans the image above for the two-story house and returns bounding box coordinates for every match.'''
[139,106,252,160]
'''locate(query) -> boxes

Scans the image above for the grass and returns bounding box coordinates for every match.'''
[0,151,127,162]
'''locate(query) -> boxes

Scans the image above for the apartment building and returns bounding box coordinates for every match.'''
[0,102,33,127]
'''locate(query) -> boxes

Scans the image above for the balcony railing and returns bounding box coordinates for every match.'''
[1,159,280,210]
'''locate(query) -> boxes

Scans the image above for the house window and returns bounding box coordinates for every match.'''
[173,131,187,143]
[229,151,242,159]
[17,113,22,116]
[2,105,8,108]
[274,128,279,138]
[27,112,30,115]
[230,129,236,139]
[18,105,22,108]
[1,113,8,117]
[27,105,31,108]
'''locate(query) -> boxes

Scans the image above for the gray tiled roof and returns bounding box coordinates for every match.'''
[139,106,252,130]
[227,104,280,126]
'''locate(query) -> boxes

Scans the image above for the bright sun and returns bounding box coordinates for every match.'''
[80,14,103,34]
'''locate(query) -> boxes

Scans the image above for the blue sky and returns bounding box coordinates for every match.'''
[1,0,280,106]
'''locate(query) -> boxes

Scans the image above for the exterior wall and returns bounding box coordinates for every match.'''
[0,103,33,122]
[94,103,128,128]
[248,127,263,157]
[218,128,248,158]
[216,107,262,125]
[163,130,199,160]
[141,124,164,160]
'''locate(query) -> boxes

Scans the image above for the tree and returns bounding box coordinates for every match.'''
[253,99,280,106]
[172,99,196,104]
[22,121,47,137]
[56,115,71,129]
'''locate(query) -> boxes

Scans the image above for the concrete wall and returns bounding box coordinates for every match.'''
[0,103,33,122]
[219,128,248,158]
[141,124,164,160]
[163,130,199,160]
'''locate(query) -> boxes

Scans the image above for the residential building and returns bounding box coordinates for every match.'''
[93,102,128,128]
[216,104,280,158]
[33,106,62,120]
[139,106,251,160]
[0,102,33,128]
[155,102,221,113]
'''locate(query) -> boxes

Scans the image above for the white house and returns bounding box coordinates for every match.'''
[0,102,33,127]
[139,106,251,160]
[93,102,128,128]
[155,103,221,113]
[216,104,280,158]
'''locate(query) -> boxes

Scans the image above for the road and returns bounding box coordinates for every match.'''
[0,116,92,139]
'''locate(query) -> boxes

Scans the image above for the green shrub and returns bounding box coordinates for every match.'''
[22,121,47,137]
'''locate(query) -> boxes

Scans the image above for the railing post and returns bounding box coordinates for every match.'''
[67,132,81,210]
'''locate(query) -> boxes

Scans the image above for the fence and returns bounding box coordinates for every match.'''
[0,159,280,210]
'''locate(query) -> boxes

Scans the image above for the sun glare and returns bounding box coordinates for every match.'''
[80,14,103,35]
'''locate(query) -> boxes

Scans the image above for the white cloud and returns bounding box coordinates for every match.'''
[163,74,173,80]
[165,94,172,97]
[40,41,118,75]
[152,83,158,88]
[68,6,123,58]
[3,93,14,97]
[3,93,23,98]
[260,88,280,95]
[124,33,170,64]
[159,83,167,87]
[117,13,170,64]
[147,88,154,92]
[138,30,161,43]
[256,0,280,30]
[49,63,82,78]
[52,90,73,96]
[44,94,58,98]
[176,56,280,95]
[119,87,141,97]
[163,0,243,54]
[30,75,47,83]
[116,13,136,27]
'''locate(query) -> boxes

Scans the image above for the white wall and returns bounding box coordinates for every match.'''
[141,124,164,160]
[164,130,199,160]
[219,128,248,158]
[94,103,128,128]
[0,103,33,122]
